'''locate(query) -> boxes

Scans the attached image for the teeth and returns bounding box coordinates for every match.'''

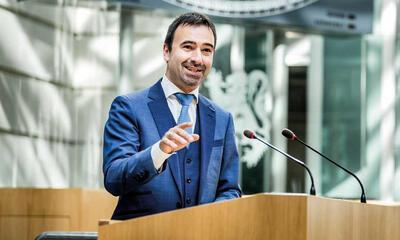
[185,65,203,73]
[187,67,198,72]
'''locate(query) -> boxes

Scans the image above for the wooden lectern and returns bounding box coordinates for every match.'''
[98,193,400,240]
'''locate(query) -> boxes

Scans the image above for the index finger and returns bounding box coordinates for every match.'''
[176,122,193,129]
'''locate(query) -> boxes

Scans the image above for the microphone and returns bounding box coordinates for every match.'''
[282,128,367,203]
[243,130,316,195]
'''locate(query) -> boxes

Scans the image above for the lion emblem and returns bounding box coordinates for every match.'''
[204,68,272,167]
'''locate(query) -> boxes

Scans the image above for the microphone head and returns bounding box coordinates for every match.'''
[243,130,256,139]
[282,128,297,141]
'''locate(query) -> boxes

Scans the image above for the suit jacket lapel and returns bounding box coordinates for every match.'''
[198,95,216,202]
[147,80,183,198]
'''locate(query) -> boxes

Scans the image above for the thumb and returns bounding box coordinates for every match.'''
[191,134,200,142]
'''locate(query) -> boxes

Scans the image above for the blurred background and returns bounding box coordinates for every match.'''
[0,0,398,201]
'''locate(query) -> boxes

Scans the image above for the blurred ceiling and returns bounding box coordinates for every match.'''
[22,0,374,34]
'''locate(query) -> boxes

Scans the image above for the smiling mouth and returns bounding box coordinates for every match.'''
[183,62,206,74]
[185,66,204,73]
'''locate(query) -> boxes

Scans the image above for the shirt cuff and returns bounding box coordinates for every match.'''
[151,140,172,171]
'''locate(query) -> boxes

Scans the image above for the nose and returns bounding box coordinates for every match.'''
[190,48,203,64]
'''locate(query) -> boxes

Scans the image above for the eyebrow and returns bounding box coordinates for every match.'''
[181,40,214,49]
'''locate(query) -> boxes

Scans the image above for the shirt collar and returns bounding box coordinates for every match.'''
[161,75,199,103]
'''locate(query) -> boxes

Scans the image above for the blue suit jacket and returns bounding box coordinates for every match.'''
[103,80,241,219]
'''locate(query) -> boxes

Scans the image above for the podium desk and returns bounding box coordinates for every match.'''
[98,193,400,240]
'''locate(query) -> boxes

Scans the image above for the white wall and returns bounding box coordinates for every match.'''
[0,0,119,188]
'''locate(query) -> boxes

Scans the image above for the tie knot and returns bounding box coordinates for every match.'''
[174,93,194,106]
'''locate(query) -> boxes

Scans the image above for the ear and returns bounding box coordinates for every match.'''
[162,43,170,62]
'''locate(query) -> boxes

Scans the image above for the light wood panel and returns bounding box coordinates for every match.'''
[99,193,400,240]
[307,196,400,240]
[0,188,117,240]
[99,194,308,240]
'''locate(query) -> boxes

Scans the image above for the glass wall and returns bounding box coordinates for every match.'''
[322,36,363,196]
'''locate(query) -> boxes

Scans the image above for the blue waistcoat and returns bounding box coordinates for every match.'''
[177,117,201,208]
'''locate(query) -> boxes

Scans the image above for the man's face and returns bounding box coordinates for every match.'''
[163,24,215,93]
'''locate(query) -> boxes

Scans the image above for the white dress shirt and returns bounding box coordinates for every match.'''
[151,76,199,170]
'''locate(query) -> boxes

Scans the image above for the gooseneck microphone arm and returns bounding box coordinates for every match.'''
[243,130,316,196]
[282,128,367,203]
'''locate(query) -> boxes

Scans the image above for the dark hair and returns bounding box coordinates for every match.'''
[164,12,217,51]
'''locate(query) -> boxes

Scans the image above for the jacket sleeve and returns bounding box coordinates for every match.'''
[102,96,161,196]
[215,113,242,201]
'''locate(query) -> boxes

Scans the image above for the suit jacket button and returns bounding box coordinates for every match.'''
[176,202,182,209]
[186,158,192,164]
[186,198,192,205]
[142,170,149,179]
[134,174,141,182]
[186,178,192,184]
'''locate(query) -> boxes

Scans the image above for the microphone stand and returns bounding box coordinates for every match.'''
[282,128,366,203]
[245,130,316,196]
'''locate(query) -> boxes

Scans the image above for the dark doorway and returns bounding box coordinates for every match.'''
[286,66,308,193]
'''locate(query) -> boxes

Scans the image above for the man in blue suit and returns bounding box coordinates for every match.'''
[103,12,241,220]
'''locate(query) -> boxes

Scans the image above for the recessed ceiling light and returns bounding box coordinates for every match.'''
[162,0,320,18]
